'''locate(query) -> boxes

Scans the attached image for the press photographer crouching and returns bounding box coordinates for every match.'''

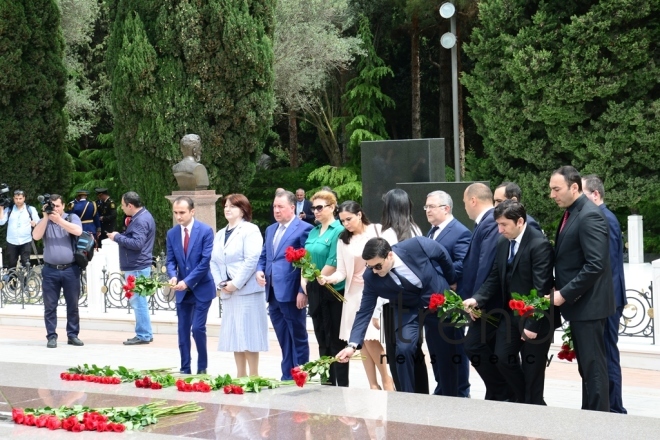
[32,194,85,349]
[0,189,40,270]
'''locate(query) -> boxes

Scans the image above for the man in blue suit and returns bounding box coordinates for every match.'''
[336,236,456,394]
[461,183,513,401]
[582,175,627,414]
[425,190,471,397]
[257,190,313,380]
[166,196,216,375]
[295,188,315,225]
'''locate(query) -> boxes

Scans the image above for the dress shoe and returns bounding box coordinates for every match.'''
[126,336,153,342]
[47,337,57,348]
[68,337,84,346]
[197,369,207,375]
[123,337,150,345]
[179,370,191,375]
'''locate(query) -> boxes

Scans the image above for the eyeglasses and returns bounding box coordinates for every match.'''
[13,190,24,195]
[423,204,447,211]
[312,205,329,212]
[365,260,385,271]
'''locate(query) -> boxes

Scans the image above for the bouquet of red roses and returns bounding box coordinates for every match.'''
[123,274,169,299]
[429,290,497,326]
[285,246,346,302]
[557,325,576,362]
[509,289,550,320]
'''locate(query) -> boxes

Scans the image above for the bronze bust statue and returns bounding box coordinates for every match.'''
[172,134,209,191]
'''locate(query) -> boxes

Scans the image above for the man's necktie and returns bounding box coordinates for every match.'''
[559,210,570,233]
[124,216,131,227]
[507,240,516,264]
[427,226,439,239]
[273,224,286,252]
[183,227,190,254]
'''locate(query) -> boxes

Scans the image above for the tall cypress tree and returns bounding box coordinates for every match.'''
[0,0,70,196]
[463,0,660,224]
[107,0,275,245]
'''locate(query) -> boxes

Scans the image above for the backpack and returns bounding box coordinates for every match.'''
[66,215,95,269]
[6,204,35,222]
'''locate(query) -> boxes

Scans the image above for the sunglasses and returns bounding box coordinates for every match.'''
[14,190,24,195]
[365,261,385,271]
[312,204,329,212]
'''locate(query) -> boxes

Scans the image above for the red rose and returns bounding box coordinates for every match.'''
[24,414,36,426]
[428,293,446,312]
[36,414,49,428]
[232,385,244,394]
[12,408,25,424]
[71,423,85,432]
[125,292,133,299]
[561,344,570,351]
[223,385,233,394]
[151,382,163,389]
[295,248,307,260]
[293,370,308,387]
[127,275,136,284]
[135,379,144,388]
[46,416,61,430]
[111,423,126,432]
[176,379,186,391]
[97,421,108,432]
[62,416,77,431]
[184,383,193,392]
[285,246,296,263]
[557,351,566,360]
[113,377,121,384]
[508,299,517,311]
[60,372,67,380]
[84,418,97,431]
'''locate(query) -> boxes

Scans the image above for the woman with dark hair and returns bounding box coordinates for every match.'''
[210,194,268,377]
[379,188,427,393]
[303,190,348,386]
[319,201,393,390]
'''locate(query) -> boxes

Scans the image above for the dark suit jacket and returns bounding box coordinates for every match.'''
[527,214,542,233]
[472,225,558,331]
[458,208,500,300]
[296,199,315,225]
[348,236,456,346]
[554,195,616,321]
[429,217,471,281]
[257,217,313,302]
[166,221,216,303]
[600,204,627,309]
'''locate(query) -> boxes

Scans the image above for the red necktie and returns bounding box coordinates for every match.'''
[184,227,190,254]
[124,216,131,227]
[559,211,570,233]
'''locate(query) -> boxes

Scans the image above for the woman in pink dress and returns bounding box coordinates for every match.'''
[320,201,394,390]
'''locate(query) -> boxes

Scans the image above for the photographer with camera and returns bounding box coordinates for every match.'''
[32,194,84,349]
[0,189,40,269]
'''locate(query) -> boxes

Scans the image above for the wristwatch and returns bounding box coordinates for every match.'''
[346,342,358,350]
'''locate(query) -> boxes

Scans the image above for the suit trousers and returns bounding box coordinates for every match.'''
[42,265,80,340]
[383,303,428,393]
[424,311,460,397]
[6,242,31,269]
[604,306,626,413]
[308,281,349,386]
[493,313,552,404]
[572,318,610,412]
[268,288,309,380]
[177,290,212,374]
[464,315,513,401]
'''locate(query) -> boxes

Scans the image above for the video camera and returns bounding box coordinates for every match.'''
[37,194,55,214]
[0,183,11,207]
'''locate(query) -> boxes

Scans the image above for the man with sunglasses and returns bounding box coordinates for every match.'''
[336,236,456,394]
[0,190,40,269]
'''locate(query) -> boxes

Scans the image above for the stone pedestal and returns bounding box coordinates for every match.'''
[166,190,222,231]
[628,215,644,264]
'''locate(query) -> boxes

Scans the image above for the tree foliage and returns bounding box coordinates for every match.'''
[107,0,275,246]
[0,0,71,196]
[462,0,660,225]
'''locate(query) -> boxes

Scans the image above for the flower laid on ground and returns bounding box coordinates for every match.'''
[60,373,121,384]
[12,401,203,432]
[123,274,169,299]
[429,290,497,326]
[509,289,550,320]
[223,385,245,395]
[62,364,175,385]
[285,246,346,303]
[292,355,363,387]
[291,366,309,387]
[557,325,576,362]
[176,378,212,393]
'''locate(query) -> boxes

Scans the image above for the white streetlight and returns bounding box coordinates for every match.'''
[439,1,460,182]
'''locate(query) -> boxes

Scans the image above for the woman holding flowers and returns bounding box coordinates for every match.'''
[303,190,348,386]
[210,194,268,377]
[319,201,394,390]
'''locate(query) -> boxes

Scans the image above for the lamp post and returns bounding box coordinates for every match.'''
[439,2,460,182]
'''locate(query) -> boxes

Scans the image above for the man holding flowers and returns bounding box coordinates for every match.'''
[463,200,557,404]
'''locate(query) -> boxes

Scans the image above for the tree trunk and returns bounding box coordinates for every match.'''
[411,13,421,139]
[288,109,299,168]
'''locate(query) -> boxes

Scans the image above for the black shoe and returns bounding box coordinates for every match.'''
[68,337,84,346]
[197,369,207,375]
[123,337,149,345]
[47,337,57,348]
[179,370,191,375]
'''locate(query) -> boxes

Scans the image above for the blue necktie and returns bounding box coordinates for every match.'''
[507,240,516,264]
[428,226,439,239]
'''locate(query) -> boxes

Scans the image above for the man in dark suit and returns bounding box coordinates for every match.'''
[464,200,557,404]
[549,165,615,412]
[461,182,512,401]
[336,236,456,394]
[493,182,541,232]
[166,196,216,374]
[582,174,627,414]
[257,190,313,380]
[295,188,315,225]
[425,190,471,397]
